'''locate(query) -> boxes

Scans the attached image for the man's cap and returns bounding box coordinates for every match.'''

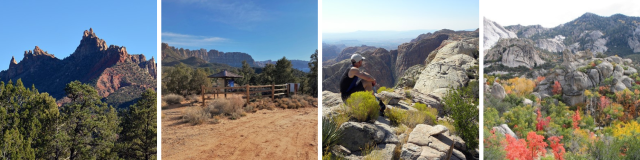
[351,54,365,62]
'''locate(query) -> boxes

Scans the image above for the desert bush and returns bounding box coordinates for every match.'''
[395,124,408,135]
[405,90,413,99]
[182,107,208,125]
[245,103,256,113]
[437,120,456,134]
[204,102,219,116]
[403,110,429,128]
[386,107,407,126]
[186,94,200,102]
[377,86,394,94]
[346,91,380,122]
[164,94,184,105]
[322,117,344,154]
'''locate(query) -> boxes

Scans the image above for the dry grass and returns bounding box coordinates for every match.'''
[361,143,383,160]
[404,110,428,128]
[164,94,184,105]
[182,107,209,125]
[186,94,201,102]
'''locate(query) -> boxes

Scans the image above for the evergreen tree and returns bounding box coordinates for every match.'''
[306,50,318,97]
[258,64,276,85]
[238,60,255,85]
[59,81,120,160]
[0,79,58,159]
[189,68,209,94]
[275,57,295,84]
[118,89,157,159]
[166,63,193,96]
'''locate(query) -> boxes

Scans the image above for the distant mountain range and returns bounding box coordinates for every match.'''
[0,28,157,108]
[485,13,640,56]
[161,43,311,72]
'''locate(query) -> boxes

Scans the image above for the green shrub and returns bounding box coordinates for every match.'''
[413,102,428,111]
[164,94,184,105]
[442,85,479,150]
[386,107,407,126]
[322,117,344,154]
[346,91,380,122]
[405,90,412,99]
[437,120,456,134]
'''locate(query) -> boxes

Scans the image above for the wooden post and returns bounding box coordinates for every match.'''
[224,79,227,98]
[286,83,290,97]
[201,85,205,107]
[246,84,250,105]
[271,83,275,100]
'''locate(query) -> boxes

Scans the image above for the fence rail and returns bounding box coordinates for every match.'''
[201,83,302,106]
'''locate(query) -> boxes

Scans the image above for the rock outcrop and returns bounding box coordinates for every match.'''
[401,124,467,160]
[485,38,545,68]
[483,17,517,50]
[414,54,477,99]
[0,28,157,108]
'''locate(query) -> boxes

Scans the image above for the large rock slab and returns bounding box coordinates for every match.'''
[414,54,477,99]
[377,91,404,105]
[338,122,386,151]
[407,124,449,146]
[490,82,506,100]
[596,62,614,79]
[493,124,517,139]
[562,71,593,106]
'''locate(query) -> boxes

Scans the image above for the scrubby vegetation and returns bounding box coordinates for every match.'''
[443,81,479,150]
[345,91,380,122]
[485,74,640,159]
[0,79,157,159]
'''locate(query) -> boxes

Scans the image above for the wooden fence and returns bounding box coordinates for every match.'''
[200,83,302,106]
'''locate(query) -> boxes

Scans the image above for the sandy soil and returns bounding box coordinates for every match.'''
[161,95,318,160]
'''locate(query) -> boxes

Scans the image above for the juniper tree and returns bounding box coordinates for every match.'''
[306,50,318,97]
[59,81,120,160]
[118,89,157,159]
[275,57,295,84]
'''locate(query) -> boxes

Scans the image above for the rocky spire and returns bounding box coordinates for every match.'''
[75,28,107,54]
[10,56,17,65]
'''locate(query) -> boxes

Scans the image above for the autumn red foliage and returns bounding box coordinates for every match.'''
[536,76,546,84]
[548,136,566,160]
[598,96,610,110]
[505,134,530,160]
[552,81,562,95]
[572,110,581,129]
[536,110,551,131]
[527,131,547,159]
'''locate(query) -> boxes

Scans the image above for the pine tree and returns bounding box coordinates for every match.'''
[238,60,255,85]
[0,79,59,159]
[306,50,318,97]
[189,68,209,93]
[118,89,157,159]
[59,81,120,160]
[258,64,276,85]
[275,57,294,84]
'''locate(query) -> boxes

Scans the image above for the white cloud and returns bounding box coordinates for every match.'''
[165,0,269,25]
[162,32,228,46]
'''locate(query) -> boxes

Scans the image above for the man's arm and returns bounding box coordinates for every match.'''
[349,68,375,82]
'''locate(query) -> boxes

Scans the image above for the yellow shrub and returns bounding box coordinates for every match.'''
[504,77,536,96]
[613,121,640,138]
[346,91,380,122]
[386,107,407,125]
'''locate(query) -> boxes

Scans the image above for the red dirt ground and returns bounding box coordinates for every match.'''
[161,95,318,160]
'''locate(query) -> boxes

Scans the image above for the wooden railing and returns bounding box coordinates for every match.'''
[200,83,301,106]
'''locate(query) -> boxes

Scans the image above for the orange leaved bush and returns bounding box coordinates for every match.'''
[548,136,566,160]
[536,110,550,131]
[552,81,562,95]
[572,109,581,129]
[505,134,530,160]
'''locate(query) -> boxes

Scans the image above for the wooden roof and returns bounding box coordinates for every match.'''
[207,70,243,78]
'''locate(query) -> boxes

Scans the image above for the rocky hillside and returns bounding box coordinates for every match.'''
[322,43,347,62]
[322,29,479,95]
[161,43,255,68]
[501,13,640,56]
[254,59,311,72]
[483,17,517,51]
[0,28,156,108]
[323,45,378,66]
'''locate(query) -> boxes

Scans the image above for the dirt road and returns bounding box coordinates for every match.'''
[162,103,318,160]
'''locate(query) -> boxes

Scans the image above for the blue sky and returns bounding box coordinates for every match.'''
[323,0,479,33]
[162,0,318,61]
[0,1,157,71]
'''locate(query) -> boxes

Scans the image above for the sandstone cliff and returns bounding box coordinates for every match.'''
[0,28,157,108]
[161,43,255,68]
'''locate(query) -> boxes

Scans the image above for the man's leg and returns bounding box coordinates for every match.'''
[362,80,373,91]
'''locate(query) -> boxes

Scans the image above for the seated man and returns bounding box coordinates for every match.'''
[340,54,376,101]
[340,54,386,115]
